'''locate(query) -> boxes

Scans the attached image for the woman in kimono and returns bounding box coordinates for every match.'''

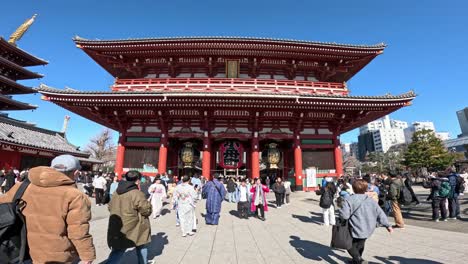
[174,176,198,237]
[148,178,167,219]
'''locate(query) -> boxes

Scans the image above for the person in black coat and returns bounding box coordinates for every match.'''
[272,177,286,208]
[4,169,16,193]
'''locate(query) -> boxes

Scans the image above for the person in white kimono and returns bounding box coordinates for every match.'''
[148,178,167,219]
[174,176,198,237]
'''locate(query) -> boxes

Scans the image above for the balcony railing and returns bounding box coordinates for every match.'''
[112,78,348,95]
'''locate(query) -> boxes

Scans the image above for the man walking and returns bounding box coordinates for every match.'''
[423,172,449,222]
[447,168,461,219]
[0,155,96,263]
[107,170,152,264]
[227,177,237,203]
[202,173,226,225]
[93,172,107,206]
[388,172,405,229]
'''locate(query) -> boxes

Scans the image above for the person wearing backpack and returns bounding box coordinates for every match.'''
[446,168,461,220]
[423,172,449,222]
[316,181,337,226]
[387,172,405,229]
[0,155,95,264]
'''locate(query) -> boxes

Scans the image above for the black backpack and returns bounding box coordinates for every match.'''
[399,180,413,206]
[456,176,465,194]
[0,179,31,263]
[319,189,333,209]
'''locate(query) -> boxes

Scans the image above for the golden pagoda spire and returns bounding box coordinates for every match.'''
[8,14,37,45]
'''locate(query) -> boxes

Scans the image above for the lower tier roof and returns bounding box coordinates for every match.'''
[0,115,87,156]
[0,94,36,110]
[37,84,415,135]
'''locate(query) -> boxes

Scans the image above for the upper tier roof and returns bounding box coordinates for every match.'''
[74,36,386,82]
[0,55,43,80]
[0,74,35,94]
[0,38,48,66]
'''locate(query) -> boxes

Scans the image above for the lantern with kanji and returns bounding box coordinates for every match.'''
[262,143,281,169]
[180,142,200,168]
[219,140,244,169]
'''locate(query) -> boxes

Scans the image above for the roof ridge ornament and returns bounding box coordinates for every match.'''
[8,14,37,45]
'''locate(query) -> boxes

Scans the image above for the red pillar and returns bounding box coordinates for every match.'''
[115,143,125,180]
[334,139,344,176]
[158,134,168,174]
[251,134,260,179]
[202,132,211,180]
[294,135,303,190]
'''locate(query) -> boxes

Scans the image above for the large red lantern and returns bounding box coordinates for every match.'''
[219,140,244,169]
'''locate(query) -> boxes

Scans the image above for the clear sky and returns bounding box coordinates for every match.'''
[1,0,467,148]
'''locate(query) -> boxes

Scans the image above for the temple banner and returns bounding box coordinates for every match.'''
[305,167,317,187]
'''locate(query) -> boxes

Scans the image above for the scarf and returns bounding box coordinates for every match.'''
[254,184,264,206]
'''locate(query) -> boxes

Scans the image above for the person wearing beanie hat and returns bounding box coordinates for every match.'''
[0,154,95,264]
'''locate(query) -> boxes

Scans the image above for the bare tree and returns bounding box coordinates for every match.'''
[85,129,116,170]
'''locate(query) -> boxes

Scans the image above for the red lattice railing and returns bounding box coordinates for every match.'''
[112,78,348,95]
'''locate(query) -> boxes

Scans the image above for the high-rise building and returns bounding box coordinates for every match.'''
[457,107,468,137]
[404,121,436,143]
[349,142,359,157]
[358,115,407,160]
[435,132,451,141]
[445,107,468,159]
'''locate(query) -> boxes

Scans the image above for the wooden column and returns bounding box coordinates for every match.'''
[334,138,344,176]
[158,133,168,174]
[251,133,260,179]
[115,134,125,180]
[294,134,303,190]
[202,132,211,180]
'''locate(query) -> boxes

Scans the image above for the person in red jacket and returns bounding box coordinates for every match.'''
[250,178,269,221]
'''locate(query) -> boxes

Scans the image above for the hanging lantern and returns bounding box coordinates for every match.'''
[180,142,200,168]
[262,143,281,169]
[219,140,244,169]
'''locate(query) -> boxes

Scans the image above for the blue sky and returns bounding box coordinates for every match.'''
[1,0,467,148]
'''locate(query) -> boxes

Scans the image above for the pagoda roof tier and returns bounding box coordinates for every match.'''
[0,55,43,80]
[0,38,48,66]
[0,94,37,110]
[38,84,415,134]
[0,115,87,156]
[0,74,35,94]
[74,36,385,82]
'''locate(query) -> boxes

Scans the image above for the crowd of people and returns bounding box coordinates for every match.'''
[314,169,466,263]
[0,154,467,264]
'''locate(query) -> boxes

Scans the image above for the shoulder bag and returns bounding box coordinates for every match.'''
[330,197,366,250]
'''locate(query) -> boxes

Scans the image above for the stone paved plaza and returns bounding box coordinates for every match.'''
[89,187,468,264]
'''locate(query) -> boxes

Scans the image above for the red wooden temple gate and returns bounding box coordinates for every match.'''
[39,37,415,190]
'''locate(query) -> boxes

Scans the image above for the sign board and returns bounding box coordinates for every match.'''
[305,167,317,187]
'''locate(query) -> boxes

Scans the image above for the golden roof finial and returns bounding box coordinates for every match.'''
[8,14,37,45]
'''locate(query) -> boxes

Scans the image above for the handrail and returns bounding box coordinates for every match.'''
[112,78,348,95]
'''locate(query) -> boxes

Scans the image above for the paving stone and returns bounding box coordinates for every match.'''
[88,190,468,263]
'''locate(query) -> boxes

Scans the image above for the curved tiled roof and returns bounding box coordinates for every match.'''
[0,56,43,80]
[0,116,86,156]
[0,74,35,94]
[37,84,416,101]
[0,94,36,110]
[74,36,386,50]
[0,38,48,66]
